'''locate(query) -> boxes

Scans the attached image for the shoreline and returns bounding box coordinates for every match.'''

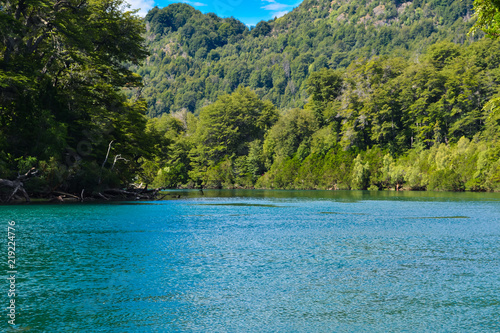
[1,187,498,205]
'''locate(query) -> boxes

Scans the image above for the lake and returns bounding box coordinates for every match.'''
[1,190,500,332]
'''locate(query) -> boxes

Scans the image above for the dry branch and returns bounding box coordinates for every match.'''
[0,168,38,203]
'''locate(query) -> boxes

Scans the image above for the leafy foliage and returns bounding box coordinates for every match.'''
[189,86,278,187]
[145,39,500,191]
[135,0,478,117]
[2,0,500,195]
[0,0,157,192]
[471,0,500,38]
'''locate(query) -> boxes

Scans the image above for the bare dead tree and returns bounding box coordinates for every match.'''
[98,140,114,185]
[110,154,129,171]
[0,168,38,203]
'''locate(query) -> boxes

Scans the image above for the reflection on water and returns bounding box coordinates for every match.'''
[405,216,470,219]
[1,190,499,332]
[162,188,500,202]
[194,203,282,207]
[320,212,369,215]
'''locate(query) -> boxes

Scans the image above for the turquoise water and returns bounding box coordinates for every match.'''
[1,190,500,332]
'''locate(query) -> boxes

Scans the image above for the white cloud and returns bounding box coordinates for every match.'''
[127,0,208,17]
[182,0,208,6]
[126,0,155,17]
[169,0,208,7]
[262,3,290,11]
[261,0,293,19]
[273,10,289,18]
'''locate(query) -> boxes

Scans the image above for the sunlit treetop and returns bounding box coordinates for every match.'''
[471,0,500,38]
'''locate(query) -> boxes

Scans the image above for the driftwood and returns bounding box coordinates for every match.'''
[0,169,165,203]
[103,189,138,196]
[97,192,110,201]
[100,186,164,200]
[49,196,64,203]
[44,180,164,202]
[47,191,83,203]
[52,191,81,200]
[0,168,38,203]
[156,194,168,201]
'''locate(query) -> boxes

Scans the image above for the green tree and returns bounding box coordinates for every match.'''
[0,0,153,192]
[471,0,500,38]
[263,108,319,166]
[189,86,278,185]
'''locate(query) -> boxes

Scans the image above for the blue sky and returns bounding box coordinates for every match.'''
[126,0,303,27]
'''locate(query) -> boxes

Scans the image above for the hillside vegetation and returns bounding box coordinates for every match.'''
[133,0,500,192]
[136,0,477,116]
[1,0,499,200]
[141,38,500,191]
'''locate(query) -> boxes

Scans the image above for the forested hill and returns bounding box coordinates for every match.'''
[136,0,477,117]
[1,0,499,203]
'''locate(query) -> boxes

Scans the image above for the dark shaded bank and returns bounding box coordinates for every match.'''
[0,171,166,204]
[4,185,500,205]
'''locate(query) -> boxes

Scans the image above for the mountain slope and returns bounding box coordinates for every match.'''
[135,0,477,117]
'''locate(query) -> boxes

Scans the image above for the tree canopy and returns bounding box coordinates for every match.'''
[135,0,477,117]
[2,0,500,198]
[471,0,500,38]
[141,39,500,192]
[0,0,156,194]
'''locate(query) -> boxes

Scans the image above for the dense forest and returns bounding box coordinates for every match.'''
[136,0,478,116]
[135,0,500,192]
[0,0,160,201]
[1,0,500,201]
[142,39,500,191]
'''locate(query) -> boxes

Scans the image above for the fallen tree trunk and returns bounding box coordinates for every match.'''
[0,170,166,203]
[52,191,81,200]
[103,189,139,197]
[97,186,165,201]
[0,168,38,203]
